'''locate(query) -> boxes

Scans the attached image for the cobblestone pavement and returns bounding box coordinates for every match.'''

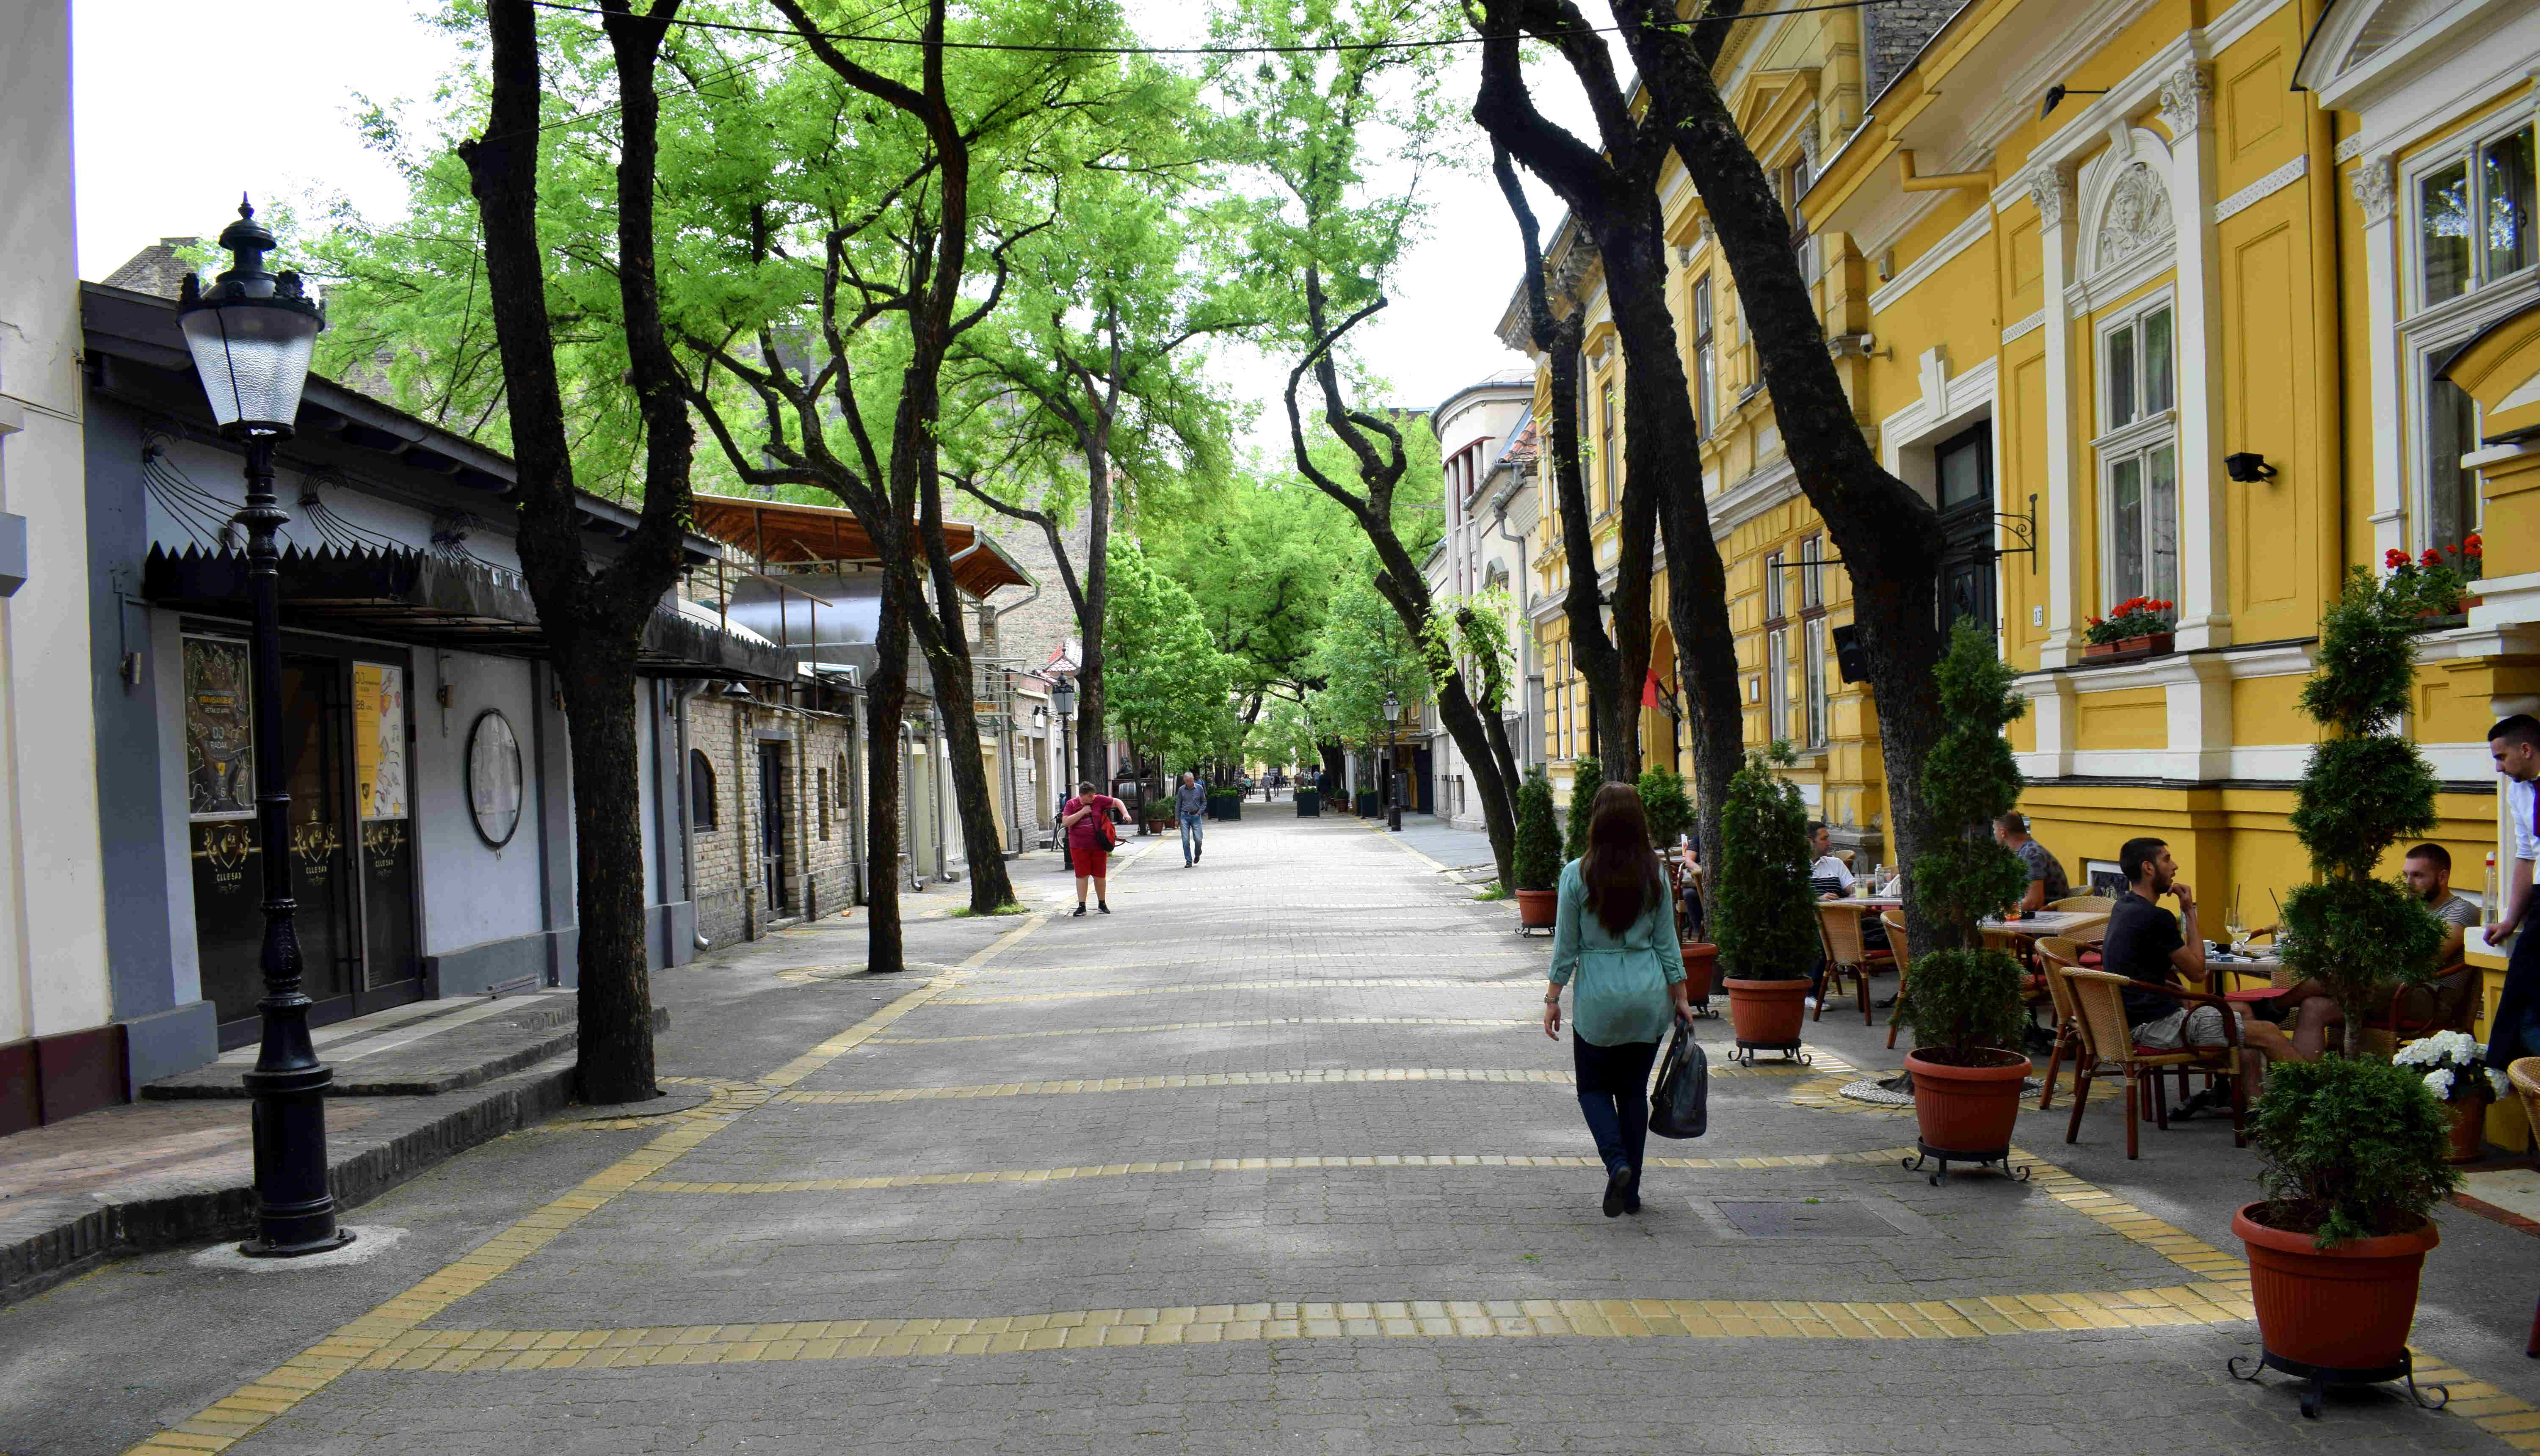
[7,814,2540,1455]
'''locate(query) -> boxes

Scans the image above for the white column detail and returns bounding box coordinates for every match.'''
[2353,155,2407,562]
[2162,63,2232,652]
[2030,163,2084,668]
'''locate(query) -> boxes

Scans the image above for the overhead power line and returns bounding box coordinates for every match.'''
[525,0,1943,58]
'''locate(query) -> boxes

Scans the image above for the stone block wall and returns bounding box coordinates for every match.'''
[688,694,861,950]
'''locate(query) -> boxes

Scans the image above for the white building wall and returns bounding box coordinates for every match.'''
[0,0,110,1046]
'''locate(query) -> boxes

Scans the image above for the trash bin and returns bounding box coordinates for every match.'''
[1296,789,1320,816]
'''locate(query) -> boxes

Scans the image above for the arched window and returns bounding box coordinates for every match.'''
[690,748,717,830]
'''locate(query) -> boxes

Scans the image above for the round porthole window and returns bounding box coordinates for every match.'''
[467,709,523,848]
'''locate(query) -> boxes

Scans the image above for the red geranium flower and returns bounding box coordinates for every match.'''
[2385,548,2409,568]
[2421,548,2443,566]
[2465,541,2485,559]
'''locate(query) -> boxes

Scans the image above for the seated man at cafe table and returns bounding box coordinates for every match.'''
[2100,836,2294,1111]
[1992,811,2070,913]
[1804,821,1886,1009]
[2262,843,2481,1058]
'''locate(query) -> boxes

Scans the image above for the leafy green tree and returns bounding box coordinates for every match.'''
[1637,763,1693,850]
[1304,566,1429,755]
[1105,538,1234,803]
[1144,469,1357,738]
[1891,624,2029,1060]
[2280,570,2449,1043]
[1712,747,1818,981]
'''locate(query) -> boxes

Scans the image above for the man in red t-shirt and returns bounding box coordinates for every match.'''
[1060,780,1125,916]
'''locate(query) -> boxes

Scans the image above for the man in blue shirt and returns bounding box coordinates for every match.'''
[1174,771,1208,867]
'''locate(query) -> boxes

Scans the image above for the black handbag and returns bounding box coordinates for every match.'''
[1647,1021,1709,1139]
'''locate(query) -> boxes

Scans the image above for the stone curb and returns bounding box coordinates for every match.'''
[0,1049,598,1309]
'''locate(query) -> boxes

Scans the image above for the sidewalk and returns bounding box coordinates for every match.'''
[1335,809,1500,882]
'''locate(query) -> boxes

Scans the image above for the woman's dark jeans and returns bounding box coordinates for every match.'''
[1573,1034,1661,1180]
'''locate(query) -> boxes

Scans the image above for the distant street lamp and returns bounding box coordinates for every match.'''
[1049,673,1079,811]
[1381,691,1403,832]
[177,199,349,1257]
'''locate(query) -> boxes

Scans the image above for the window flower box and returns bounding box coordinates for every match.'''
[2082,631,2174,662]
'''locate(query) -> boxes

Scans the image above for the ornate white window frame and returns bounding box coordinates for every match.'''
[2092,287,2184,615]
[2064,126,2182,318]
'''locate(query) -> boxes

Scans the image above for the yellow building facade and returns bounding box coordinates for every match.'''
[1506,0,2540,1137]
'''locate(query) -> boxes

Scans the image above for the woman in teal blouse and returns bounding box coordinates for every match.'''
[1542,782,1694,1217]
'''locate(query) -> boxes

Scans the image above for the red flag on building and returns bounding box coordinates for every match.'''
[1642,668,1661,707]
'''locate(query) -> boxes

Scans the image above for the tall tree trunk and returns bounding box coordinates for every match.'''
[1077,446,1112,786]
[863,576,911,972]
[460,0,693,1104]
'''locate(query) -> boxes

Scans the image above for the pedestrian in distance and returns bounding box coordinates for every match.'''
[1060,780,1125,916]
[1543,782,1696,1218]
[1175,770,1208,866]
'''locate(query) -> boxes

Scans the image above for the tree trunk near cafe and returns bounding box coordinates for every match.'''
[1618,0,1951,948]
[863,579,912,973]
[460,0,694,1103]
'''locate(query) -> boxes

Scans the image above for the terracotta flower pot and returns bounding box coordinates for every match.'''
[1515,888,1557,929]
[2083,640,2120,659]
[1905,1048,2032,1156]
[2444,1092,2490,1163]
[1724,977,1808,1046]
[2120,632,2174,655]
[2233,1204,2438,1371]
[1680,943,1718,1002]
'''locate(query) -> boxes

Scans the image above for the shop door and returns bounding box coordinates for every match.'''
[758,744,788,911]
[185,640,421,1049]
[1933,424,1998,635]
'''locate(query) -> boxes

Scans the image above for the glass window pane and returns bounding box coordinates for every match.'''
[2108,323,2137,427]
[2148,445,2180,607]
[2143,308,2175,414]
[1768,629,1789,744]
[2109,458,2145,604]
[2485,126,2536,281]
[1805,616,1827,746]
[2429,374,2481,550]
[1765,553,1784,619]
[1938,435,1986,510]
[2422,157,2471,303]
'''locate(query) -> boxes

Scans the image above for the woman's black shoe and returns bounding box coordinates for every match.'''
[1623,1173,1643,1214]
[1072,904,1086,917]
[1603,1168,1632,1218]
[1097,902,1110,914]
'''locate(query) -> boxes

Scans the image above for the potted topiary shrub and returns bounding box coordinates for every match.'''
[2231,1058,2456,1406]
[1713,745,1819,1062]
[1512,767,1561,934]
[1891,623,2035,1177]
[1639,764,1713,995]
[1563,755,1602,864]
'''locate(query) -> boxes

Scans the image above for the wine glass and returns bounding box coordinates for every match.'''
[2223,887,2247,956]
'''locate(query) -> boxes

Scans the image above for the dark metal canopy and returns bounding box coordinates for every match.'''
[143,543,795,681]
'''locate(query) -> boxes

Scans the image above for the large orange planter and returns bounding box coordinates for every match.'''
[2233,1204,2437,1372]
[1515,889,1557,931]
[1724,978,1808,1048]
[2444,1094,2490,1163]
[1680,943,1718,1006]
[1905,1048,2031,1157]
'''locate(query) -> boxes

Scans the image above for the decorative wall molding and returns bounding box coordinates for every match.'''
[2350,154,2397,224]
[2001,310,2046,345]
[2333,131,2369,164]
[2211,153,2308,224]
[2026,163,2074,228]
[1868,206,1994,316]
[2064,127,2182,315]
[2157,63,2213,138]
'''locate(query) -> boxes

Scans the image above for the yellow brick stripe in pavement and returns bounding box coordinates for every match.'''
[632,1147,1927,1194]
[870,1015,1536,1044]
[329,1284,2260,1375]
[116,914,1048,1456]
[938,977,1543,1005]
[768,1062,1812,1105]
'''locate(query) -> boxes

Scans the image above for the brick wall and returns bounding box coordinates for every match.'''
[688,694,860,950]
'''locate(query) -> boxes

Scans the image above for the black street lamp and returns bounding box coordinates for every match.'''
[1381,690,1403,832]
[178,199,350,1257]
[1049,673,1078,817]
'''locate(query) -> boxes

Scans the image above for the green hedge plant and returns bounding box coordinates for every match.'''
[1891,623,2030,1063]
[1563,755,1602,863]
[1637,763,1694,851]
[2248,1056,2457,1247]
[1712,745,1818,980]
[1513,767,1562,894]
[2278,568,2448,1042]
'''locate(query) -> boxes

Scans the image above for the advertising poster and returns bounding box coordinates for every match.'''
[354,663,409,821]
[184,636,255,819]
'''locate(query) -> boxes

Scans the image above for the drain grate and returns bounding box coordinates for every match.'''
[1713,1200,1901,1238]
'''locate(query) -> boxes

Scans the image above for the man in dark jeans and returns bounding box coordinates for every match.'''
[1175,771,1208,866]
[2100,836,2290,1110]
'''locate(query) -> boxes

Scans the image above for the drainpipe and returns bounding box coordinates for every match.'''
[672,678,708,950]
[735,689,755,940]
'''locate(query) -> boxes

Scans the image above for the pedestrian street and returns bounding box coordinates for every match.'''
[16,813,2539,1456]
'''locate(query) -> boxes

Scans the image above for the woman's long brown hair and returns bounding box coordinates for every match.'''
[1580,782,1665,935]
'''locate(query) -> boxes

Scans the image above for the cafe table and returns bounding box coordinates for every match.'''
[1977,910,2107,939]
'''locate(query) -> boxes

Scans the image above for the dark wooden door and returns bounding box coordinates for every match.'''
[758,745,788,911]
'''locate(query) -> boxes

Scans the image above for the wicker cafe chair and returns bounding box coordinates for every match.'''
[2048,895,2115,914]
[2033,938,2090,1111]
[1880,907,1910,1048]
[2059,968,2247,1160]
[1815,901,1891,1025]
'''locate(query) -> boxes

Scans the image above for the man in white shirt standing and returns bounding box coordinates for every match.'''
[2484,717,2540,1067]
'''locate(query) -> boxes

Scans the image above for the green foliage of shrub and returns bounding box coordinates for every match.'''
[2280,568,2448,1039]
[1637,764,1694,849]
[1712,747,1818,980]
[2248,1056,2459,1247]
[1513,768,1562,893]
[1894,623,2030,1060]
[1563,755,1602,864]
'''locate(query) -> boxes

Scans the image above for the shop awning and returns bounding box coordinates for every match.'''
[141,543,796,681]
[688,493,1030,598]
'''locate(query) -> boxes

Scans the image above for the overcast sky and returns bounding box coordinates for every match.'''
[72,2,1577,452]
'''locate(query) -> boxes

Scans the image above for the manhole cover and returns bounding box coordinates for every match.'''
[1714,1200,1900,1238]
